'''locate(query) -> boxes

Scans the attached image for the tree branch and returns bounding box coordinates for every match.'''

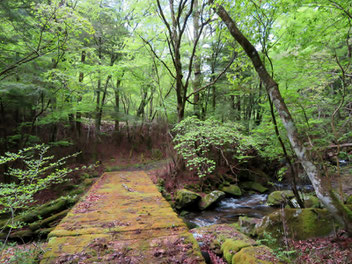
[186,52,236,99]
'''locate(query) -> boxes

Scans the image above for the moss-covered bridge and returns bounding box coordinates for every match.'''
[41,171,204,263]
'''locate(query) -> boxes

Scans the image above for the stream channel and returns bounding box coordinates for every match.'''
[184,184,314,227]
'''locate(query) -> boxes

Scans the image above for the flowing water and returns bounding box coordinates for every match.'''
[184,193,276,227]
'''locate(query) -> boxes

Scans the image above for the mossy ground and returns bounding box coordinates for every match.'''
[41,171,205,263]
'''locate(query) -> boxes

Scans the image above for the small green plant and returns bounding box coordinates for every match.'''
[0,242,45,264]
[0,144,81,251]
[257,231,296,262]
[172,116,256,178]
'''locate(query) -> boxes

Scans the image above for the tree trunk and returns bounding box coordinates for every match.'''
[193,0,201,117]
[76,50,86,137]
[211,1,352,233]
[114,78,121,131]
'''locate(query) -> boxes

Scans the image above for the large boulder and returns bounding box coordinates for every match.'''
[222,184,242,196]
[199,190,225,210]
[221,238,254,263]
[241,181,268,193]
[255,208,336,240]
[175,189,201,210]
[232,245,283,264]
[267,190,294,206]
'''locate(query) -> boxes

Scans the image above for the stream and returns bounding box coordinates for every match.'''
[184,193,275,227]
[184,183,315,227]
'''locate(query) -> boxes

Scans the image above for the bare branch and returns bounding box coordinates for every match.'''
[139,35,176,80]
[186,52,236,100]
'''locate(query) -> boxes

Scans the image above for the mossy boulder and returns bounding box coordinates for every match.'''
[255,208,336,240]
[199,190,225,210]
[241,181,268,193]
[221,239,253,263]
[222,185,242,196]
[190,224,256,255]
[232,245,282,264]
[238,216,261,236]
[267,190,294,206]
[175,189,201,210]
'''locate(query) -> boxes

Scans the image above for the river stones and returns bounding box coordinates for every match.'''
[199,190,226,210]
[190,224,282,264]
[221,184,242,196]
[267,190,294,206]
[241,181,268,193]
[175,189,201,210]
[290,194,321,208]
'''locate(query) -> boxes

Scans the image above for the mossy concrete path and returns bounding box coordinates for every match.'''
[41,171,204,263]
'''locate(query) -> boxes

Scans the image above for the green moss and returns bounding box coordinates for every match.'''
[222,185,242,196]
[346,195,352,205]
[199,190,225,210]
[267,190,294,206]
[241,182,268,193]
[303,195,321,208]
[256,208,335,240]
[175,189,201,210]
[221,239,252,263]
[232,246,280,264]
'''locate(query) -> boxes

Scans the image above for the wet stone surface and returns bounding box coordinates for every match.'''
[184,194,275,227]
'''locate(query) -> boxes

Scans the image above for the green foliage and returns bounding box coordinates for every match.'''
[0,242,44,264]
[258,231,296,262]
[0,144,80,226]
[173,116,257,178]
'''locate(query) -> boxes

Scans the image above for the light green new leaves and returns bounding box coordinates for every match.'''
[172,116,257,178]
[0,145,80,215]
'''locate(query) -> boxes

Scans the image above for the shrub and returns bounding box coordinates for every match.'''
[172,117,257,178]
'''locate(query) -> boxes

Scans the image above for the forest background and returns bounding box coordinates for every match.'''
[0,0,351,241]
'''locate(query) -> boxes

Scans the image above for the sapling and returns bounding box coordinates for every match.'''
[0,144,81,251]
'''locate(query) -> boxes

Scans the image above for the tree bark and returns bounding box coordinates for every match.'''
[211,1,352,233]
[114,78,122,131]
[76,50,86,137]
[193,0,201,117]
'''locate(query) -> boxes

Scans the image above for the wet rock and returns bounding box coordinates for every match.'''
[267,190,294,206]
[290,194,321,208]
[175,189,201,210]
[232,245,283,264]
[241,181,268,193]
[221,185,242,196]
[255,208,336,240]
[199,190,226,210]
[238,216,261,236]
